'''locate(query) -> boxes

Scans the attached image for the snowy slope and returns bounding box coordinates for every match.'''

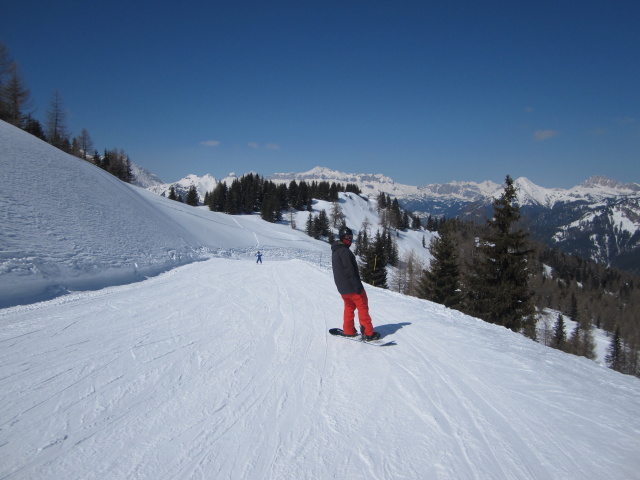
[0,122,327,308]
[2,259,639,480]
[2,121,640,479]
[311,192,434,264]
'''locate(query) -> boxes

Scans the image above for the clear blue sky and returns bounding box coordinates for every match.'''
[3,0,639,187]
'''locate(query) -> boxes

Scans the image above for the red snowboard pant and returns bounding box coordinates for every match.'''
[341,289,374,336]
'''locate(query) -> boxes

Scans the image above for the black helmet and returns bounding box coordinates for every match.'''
[338,226,353,240]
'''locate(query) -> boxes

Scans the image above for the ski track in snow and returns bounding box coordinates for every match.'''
[2,258,640,479]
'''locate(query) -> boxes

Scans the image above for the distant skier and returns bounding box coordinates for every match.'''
[255,251,263,264]
[331,226,380,341]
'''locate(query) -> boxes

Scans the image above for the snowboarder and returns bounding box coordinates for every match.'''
[256,251,263,264]
[331,226,380,341]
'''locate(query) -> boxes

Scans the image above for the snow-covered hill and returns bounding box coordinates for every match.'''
[0,123,329,308]
[0,123,433,310]
[2,121,640,479]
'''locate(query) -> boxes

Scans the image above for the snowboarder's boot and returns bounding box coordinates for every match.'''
[359,324,380,341]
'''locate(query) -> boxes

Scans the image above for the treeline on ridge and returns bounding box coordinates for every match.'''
[0,41,134,183]
[204,173,362,221]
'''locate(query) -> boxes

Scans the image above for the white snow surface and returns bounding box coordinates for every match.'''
[2,121,640,479]
[0,123,328,308]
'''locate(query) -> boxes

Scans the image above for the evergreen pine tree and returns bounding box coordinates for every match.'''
[185,185,199,206]
[259,180,282,222]
[225,180,241,213]
[418,221,462,309]
[315,210,330,238]
[298,181,310,210]
[563,291,597,359]
[569,292,579,324]
[100,148,111,171]
[605,325,624,372]
[209,183,226,210]
[390,198,402,229]
[579,318,597,360]
[22,114,46,140]
[465,175,535,335]
[359,231,388,289]
[275,183,289,215]
[384,228,399,267]
[243,174,260,213]
[568,320,582,355]
[401,210,411,230]
[260,195,277,222]
[288,181,300,210]
[553,313,567,350]
[305,213,314,237]
[371,232,388,288]
[411,214,422,230]
[329,182,340,201]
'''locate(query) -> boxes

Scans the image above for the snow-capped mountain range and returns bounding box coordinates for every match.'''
[269,166,640,210]
[147,166,640,274]
[148,165,640,212]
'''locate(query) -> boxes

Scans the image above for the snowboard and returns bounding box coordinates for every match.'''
[329,328,396,347]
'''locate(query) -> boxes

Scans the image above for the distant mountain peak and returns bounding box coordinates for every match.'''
[131,163,164,188]
[578,175,640,193]
[306,166,338,176]
[581,175,623,188]
[270,166,396,185]
[146,173,218,204]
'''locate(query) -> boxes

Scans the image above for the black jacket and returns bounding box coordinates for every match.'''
[331,241,364,295]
